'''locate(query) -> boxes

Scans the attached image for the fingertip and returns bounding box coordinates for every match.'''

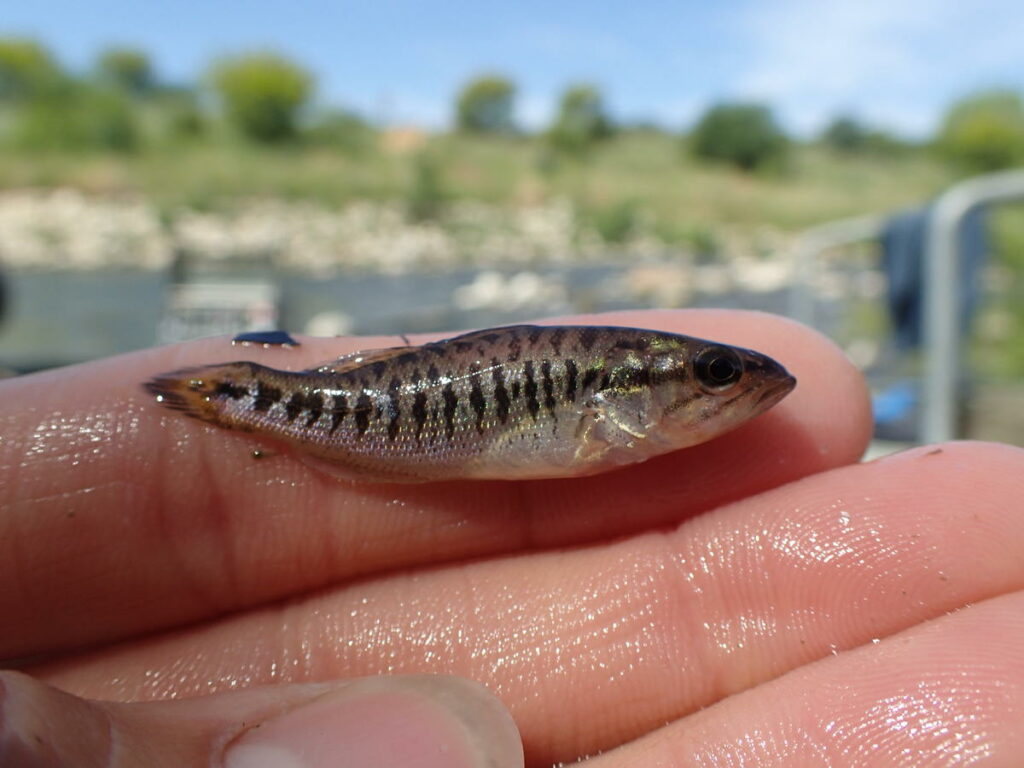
[0,671,523,768]
[222,676,523,768]
[0,670,113,767]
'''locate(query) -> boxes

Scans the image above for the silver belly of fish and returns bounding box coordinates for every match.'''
[144,324,795,482]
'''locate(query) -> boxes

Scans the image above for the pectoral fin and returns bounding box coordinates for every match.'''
[572,393,648,466]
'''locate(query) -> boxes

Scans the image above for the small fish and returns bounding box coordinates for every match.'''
[232,330,300,347]
[144,324,796,482]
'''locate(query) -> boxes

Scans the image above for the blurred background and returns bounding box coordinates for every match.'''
[0,1,1022,449]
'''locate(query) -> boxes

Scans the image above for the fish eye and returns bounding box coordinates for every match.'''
[694,347,743,392]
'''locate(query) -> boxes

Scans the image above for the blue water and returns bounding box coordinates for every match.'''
[0,266,796,372]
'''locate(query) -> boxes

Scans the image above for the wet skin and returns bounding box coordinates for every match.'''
[3,309,1024,766]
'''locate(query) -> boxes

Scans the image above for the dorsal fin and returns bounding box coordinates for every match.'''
[437,324,540,345]
[305,345,416,375]
[304,325,544,375]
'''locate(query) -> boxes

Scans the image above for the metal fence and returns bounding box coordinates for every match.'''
[790,168,1024,446]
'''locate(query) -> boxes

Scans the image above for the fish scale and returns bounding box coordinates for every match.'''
[144,324,796,482]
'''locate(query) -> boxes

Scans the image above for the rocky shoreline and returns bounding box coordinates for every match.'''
[0,188,795,280]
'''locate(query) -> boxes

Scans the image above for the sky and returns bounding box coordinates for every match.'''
[4,0,1023,137]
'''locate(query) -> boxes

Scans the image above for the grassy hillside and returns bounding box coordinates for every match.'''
[0,131,955,237]
[1,130,1021,381]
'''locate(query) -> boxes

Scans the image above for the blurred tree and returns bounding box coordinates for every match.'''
[82,87,140,150]
[821,115,869,152]
[96,47,153,95]
[15,85,139,152]
[547,83,612,156]
[690,102,787,171]
[211,52,313,143]
[936,89,1024,174]
[455,75,516,134]
[158,87,206,140]
[0,38,61,101]
[405,152,446,221]
[587,199,637,244]
[821,115,912,156]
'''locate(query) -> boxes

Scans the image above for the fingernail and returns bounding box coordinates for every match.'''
[224,676,522,768]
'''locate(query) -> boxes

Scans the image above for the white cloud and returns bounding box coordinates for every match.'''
[733,0,1024,136]
[738,0,936,94]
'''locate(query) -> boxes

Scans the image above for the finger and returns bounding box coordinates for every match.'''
[1,309,869,658]
[583,591,1024,767]
[33,442,1024,766]
[0,672,522,768]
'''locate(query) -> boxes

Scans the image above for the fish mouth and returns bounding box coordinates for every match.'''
[755,372,797,410]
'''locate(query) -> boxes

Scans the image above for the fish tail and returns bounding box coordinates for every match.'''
[143,362,259,427]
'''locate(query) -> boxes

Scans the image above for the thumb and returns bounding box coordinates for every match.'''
[1,671,523,768]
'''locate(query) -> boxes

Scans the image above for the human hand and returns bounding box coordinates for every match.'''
[2,309,1022,766]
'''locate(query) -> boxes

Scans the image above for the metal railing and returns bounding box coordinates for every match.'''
[789,168,1024,446]
[788,214,885,327]
[923,169,1024,444]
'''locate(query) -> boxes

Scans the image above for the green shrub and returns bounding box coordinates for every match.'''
[211,52,312,143]
[821,116,869,152]
[14,84,139,152]
[140,86,206,142]
[84,88,139,150]
[0,38,62,101]
[405,152,446,221]
[587,199,637,244]
[96,47,153,95]
[936,89,1024,174]
[821,116,913,156]
[690,102,787,171]
[455,74,516,134]
[682,224,719,260]
[165,96,205,140]
[547,83,612,157]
